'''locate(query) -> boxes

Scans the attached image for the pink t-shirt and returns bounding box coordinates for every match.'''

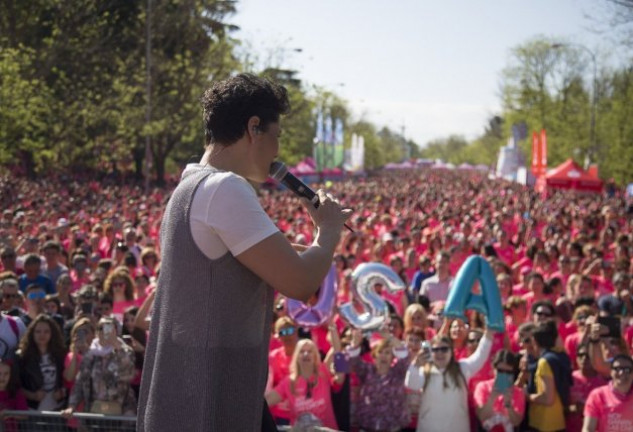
[269,346,292,420]
[0,390,28,432]
[112,300,136,322]
[584,383,633,432]
[473,378,526,429]
[567,371,608,432]
[274,363,339,429]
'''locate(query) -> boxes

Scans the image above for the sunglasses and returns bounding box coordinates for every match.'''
[26,291,46,300]
[431,346,450,353]
[278,327,295,337]
[3,293,19,299]
[535,310,552,317]
[576,315,589,321]
[577,352,588,359]
[466,338,481,344]
[612,366,633,374]
[521,337,532,344]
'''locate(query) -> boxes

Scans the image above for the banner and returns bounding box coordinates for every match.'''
[540,129,548,170]
[531,130,547,177]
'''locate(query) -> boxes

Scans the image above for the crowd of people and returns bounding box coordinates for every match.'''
[0,166,632,431]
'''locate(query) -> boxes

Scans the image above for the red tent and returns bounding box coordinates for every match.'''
[537,159,603,193]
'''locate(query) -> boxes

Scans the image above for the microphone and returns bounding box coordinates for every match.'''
[269,161,320,207]
[269,161,353,232]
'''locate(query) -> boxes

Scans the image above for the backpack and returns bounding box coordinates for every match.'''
[2,314,20,341]
[542,350,573,409]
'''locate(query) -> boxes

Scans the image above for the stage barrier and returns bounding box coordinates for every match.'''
[0,410,135,432]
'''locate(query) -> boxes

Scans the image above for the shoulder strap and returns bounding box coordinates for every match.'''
[4,315,20,340]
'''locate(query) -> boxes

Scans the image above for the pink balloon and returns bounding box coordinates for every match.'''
[286,265,337,329]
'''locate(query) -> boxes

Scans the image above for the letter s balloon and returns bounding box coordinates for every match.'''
[339,262,406,331]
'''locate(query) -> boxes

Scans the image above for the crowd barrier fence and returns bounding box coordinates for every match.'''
[0,410,135,432]
[0,411,339,432]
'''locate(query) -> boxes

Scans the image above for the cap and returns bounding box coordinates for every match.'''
[597,295,624,316]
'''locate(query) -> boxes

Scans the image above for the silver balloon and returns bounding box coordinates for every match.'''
[339,262,406,330]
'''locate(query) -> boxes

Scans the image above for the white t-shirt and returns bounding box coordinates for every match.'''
[38,353,60,410]
[0,315,26,359]
[186,165,279,260]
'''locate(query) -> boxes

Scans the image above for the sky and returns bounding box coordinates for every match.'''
[230,0,625,147]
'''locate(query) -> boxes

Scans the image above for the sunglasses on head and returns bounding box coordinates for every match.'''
[278,327,295,337]
[431,346,450,353]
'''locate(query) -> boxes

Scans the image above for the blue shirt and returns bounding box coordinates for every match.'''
[18,274,56,295]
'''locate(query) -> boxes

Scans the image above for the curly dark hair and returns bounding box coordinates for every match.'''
[18,314,66,366]
[201,73,290,145]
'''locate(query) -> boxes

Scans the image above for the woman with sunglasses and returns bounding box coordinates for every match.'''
[103,268,136,321]
[582,354,633,432]
[405,325,495,432]
[474,349,526,432]
[265,338,343,429]
[566,343,607,432]
[563,305,595,368]
[267,316,299,426]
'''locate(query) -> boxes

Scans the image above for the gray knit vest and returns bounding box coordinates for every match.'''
[137,167,274,431]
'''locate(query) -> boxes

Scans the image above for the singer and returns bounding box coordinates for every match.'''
[137,74,352,432]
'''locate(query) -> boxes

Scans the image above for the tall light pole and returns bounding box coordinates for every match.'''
[551,42,598,166]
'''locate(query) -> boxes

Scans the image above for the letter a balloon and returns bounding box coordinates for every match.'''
[443,255,505,332]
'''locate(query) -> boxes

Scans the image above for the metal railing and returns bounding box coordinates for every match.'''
[0,410,135,432]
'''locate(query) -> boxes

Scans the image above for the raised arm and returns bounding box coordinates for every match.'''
[237,191,352,302]
[459,329,493,379]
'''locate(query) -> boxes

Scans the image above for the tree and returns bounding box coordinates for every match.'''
[261,68,315,166]
[500,37,594,168]
[0,47,53,175]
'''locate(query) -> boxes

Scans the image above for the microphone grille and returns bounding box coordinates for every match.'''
[269,161,287,181]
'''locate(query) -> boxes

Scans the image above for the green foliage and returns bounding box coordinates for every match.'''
[416,35,633,184]
[0,47,53,169]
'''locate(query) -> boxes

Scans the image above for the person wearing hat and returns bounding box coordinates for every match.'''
[583,354,633,431]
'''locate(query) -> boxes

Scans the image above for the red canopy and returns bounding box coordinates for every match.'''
[539,159,603,193]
